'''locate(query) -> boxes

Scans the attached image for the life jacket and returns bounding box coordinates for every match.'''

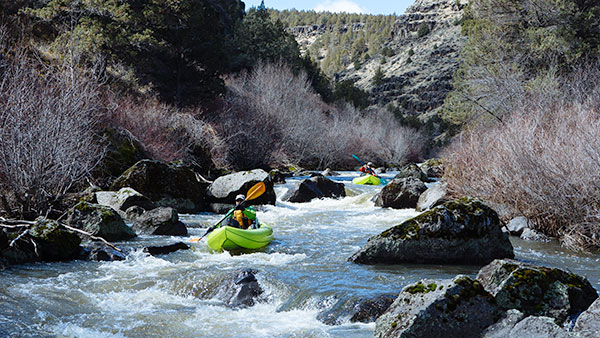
[233,210,251,229]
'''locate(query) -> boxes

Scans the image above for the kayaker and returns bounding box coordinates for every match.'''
[359,162,377,176]
[222,194,258,229]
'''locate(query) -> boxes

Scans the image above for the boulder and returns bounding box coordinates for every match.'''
[394,162,429,182]
[416,182,449,211]
[143,242,189,256]
[98,127,145,186]
[374,276,499,338]
[508,316,571,338]
[350,294,396,323]
[229,268,264,307]
[374,177,427,209]
[282,175,346,203]
[110,160,208,213]
[28,218,81,261]
[95,187,156,221]
[481,309,525,338]
[192,268,264,308]
[124,205,145,221]
[520,228,550,242]
[207,169,276,206]
[476,259,598,323]
[79,243,126,261]
[66,202,136,241]
[321,168,340,176]
[421,158,445,178]
[505,216,533,236]
[268,169,287,184]
[574,297,600,336]
[350,198,514,265]
[132,207,188,236]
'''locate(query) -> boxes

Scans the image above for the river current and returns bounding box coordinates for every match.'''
[1,172,599,337]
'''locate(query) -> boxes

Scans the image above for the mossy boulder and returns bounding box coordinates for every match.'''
[282,175,346,203]
[374,276,500,338]
[207,169,276,206]
[29,218,82,261]
[394,162,430,182]
[476,259,598,323]
[95,187,156,221]
[97,128,145,186]
[374,177,428,209]
[132,207,188,236]
[350,198,514,264]
[421,158,445,178]
[110,160,208,213]
[66,202,136,242]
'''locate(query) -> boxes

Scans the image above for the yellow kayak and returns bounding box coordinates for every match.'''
[352,175,381,185]
[206,223,273,251]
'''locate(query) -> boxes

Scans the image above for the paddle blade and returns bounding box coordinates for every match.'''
[352,154,365,165]
[246,182,266,201]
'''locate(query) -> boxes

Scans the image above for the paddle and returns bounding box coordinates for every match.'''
[351,154,388,184]
[190,182,266,242]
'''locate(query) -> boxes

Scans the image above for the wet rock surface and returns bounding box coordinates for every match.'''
[282,175,346,203]
[132,207,188,236]
[143,242,189,256]
[66,202,136,241]
[374,177,427,209]
[351,198,514,265]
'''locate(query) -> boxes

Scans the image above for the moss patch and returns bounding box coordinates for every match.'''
[406,281,439,294]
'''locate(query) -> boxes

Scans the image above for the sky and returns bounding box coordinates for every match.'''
[243,0,414,15]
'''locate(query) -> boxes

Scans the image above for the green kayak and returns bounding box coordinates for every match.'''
[206,222,273,251]
[352,175,381,185]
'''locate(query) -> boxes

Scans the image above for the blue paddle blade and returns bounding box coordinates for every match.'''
[352,154,365,165]
[380,177,388,185]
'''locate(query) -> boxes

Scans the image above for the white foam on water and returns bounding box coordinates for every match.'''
[95,286,196,314]
[189,250,308,268]
[51,322,127,338]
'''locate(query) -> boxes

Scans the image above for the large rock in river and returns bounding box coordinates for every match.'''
[574,297,600,337]
[374,177,427,209]
[394,162,429,182]
[110,160,208,213]
[282,175,346,203]
[374,276,499,338]
[476,259,598,323]
[66,202,136,241]
[95,187,156,221]
[350,198,514,265]
[207,169,276,206]
[416,182,449,211]
[132,207,188,236]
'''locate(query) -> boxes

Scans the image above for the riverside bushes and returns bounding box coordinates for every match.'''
[444,69,600,253]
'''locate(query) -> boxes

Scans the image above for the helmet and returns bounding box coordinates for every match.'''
[367,162,373,166]
[235,194,245,202]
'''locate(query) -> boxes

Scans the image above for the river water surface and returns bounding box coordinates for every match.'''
[1,172,599,337]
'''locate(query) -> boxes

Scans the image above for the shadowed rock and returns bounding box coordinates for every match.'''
[207,169,276,206]
[66,202,136,241]
[375,177,427,209]
[132,207,188,236]
[143,242,189,256]
[416,182,448,211]
[282,175,346,203]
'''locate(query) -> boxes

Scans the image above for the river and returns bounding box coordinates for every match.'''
[1,172,599,337]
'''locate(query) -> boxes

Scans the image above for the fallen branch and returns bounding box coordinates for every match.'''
[9,229,29,248]
[59,223,122,253]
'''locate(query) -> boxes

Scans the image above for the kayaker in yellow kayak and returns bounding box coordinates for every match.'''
[222,194,258,229]
[359,162,377,176]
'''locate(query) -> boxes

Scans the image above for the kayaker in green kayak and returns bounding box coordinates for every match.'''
[222,194,258,229]
[359,162,376,176]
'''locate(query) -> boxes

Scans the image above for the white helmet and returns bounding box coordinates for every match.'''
[235,194,246,201]
[367,162,374,166]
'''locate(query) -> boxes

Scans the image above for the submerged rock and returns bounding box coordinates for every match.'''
[416,182,448,211]
[79,243,126,261]
[476,259,598,323]
[143,242,189,256]
[350,198,514,265]
[207,169,276,206]
[111,159,208,213]
[66,202,136,241]
[374,177,427,209]
[282,175,346,203]
[350,294,396,323]
[132,207,188,236]
[374,276,499,338]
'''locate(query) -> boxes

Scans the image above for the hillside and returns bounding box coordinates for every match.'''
[278,0,467,138]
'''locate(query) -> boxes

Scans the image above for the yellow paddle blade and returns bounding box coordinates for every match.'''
[246,182,266,201]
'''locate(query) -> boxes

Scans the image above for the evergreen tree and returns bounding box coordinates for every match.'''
[372,66,385,86]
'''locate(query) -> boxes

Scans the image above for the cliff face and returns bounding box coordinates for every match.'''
[288,0,467,124]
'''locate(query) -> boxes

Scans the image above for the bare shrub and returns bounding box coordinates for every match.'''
[0,46,103,218]
[444,66,600,252]
[219,62,425,169]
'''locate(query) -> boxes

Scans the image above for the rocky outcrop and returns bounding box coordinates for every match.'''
[350,198,514,265]
[321,168,340,176]
[143,242,190,256]
[374,177,427,209]
[66,202,136,241]
[574,297,600,337]
[374,276,499,338]
[207,169,276,208]
[476,259,598,323]
[132,207,188,236]
[394,163,429,182]
[95,187,156,221]
[350,294,396,323]
[110,160,208,213]
[416,182,448,211]
[282,175,346,203]
[97,127,145,187]
[268,169,287,184]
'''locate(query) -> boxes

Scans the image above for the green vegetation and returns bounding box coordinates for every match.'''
[269,9,397,75]
[372,67,385,86]
[417,23,430,37]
